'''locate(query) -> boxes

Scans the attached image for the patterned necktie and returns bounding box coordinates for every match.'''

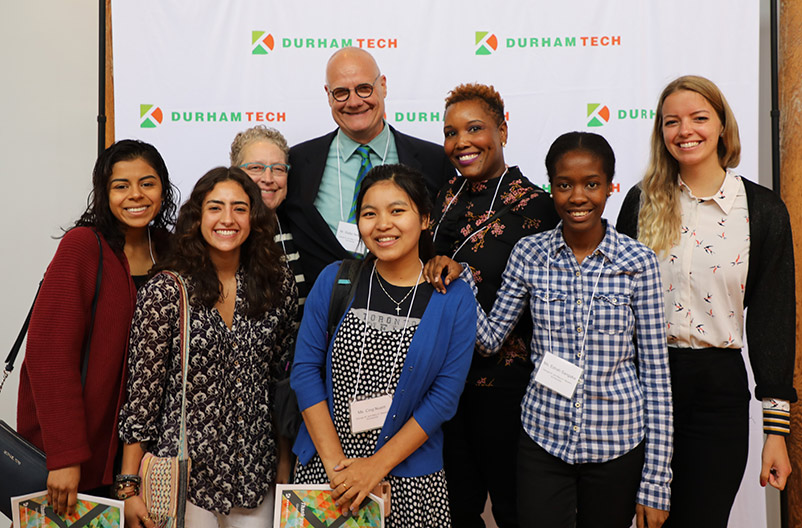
[348,145,373,223]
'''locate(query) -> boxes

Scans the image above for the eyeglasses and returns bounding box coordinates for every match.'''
[239,162,290,176]
[328,74,382,102]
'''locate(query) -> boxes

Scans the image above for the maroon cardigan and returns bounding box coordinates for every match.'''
[17,227,137,489]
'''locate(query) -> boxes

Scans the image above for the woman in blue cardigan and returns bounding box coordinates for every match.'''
[291,164,475,528]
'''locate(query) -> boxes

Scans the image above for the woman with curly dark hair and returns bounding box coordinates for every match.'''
[17,139,177,516]
[118,167,298,528]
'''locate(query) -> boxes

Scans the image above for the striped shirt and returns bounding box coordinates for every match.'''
[464,222,673,510]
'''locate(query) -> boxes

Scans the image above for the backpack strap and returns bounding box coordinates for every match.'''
[326,259,363,344]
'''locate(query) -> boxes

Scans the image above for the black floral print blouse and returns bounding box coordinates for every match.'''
[431,166,559,390]
[119,269,297,514]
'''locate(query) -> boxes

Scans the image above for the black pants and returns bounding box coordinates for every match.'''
[663,348,750,528]
[443,386,524,528]
[516,432,644,528]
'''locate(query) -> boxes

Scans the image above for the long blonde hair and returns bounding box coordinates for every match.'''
[638,75,741,255]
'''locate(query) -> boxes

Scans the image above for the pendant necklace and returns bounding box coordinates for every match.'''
[375,261,423,315]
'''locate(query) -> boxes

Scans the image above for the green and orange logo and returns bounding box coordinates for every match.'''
[475,32,498,55]
[140,104,163,128]
[252,31,275,55]
[587,103,610,127]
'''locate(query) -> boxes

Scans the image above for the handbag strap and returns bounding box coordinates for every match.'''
[1,230,103,395]
[161,271,191,462]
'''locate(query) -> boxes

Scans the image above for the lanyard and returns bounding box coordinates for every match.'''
[352,260,423,399]
[545,230,605,361]
[336,128,391,222]
[432,169,508,258]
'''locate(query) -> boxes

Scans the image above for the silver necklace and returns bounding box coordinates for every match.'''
[375,269,418,315]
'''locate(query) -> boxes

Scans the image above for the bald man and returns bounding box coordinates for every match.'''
[284,47,454,285]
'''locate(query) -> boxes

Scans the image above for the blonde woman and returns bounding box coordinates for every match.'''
[616,75,795,527]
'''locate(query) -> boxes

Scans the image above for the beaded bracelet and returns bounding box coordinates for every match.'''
[114,474,142,485]
[114,481,140,500]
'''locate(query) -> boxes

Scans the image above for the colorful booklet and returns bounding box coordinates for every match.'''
[274,484,384,528]
[11,490,124,528]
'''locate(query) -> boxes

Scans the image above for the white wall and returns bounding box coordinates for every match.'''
[0,2,98,527]
[0,2,784,528]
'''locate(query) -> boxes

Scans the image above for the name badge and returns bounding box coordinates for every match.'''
[336,221,364,254]
[534,352,583,399]
[350,393,392,434]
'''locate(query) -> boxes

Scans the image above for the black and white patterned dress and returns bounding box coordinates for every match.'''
[294,268,451,528]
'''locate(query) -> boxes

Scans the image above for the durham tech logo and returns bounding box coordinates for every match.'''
[475,32,498,55]
[587,104,610,127]
[252,31,275,54]
[140,104,163,128]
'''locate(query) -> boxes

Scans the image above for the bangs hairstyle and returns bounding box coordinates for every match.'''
[638,75,741,255]
[445,83,505,126]
[74,139,178,252]
[229,125,290,166]
[156,166,286,316]
[355,164,434,261]
[545,131,616,183]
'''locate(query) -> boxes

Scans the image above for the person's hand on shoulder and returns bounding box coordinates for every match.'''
[423,255,462,294]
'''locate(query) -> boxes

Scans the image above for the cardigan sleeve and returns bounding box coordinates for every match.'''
[616,184,642,240]
[743,183,797,402]
[23,228,101,470]
[291,262,340,411]
[410,281,476,436]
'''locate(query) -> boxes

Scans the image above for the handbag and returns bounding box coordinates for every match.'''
[138,271,192,528]
[0,230,103,521]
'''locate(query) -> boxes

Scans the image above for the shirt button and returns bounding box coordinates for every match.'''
[576,326,583,333]
[576,299,582,305]
[575,271,581,277]
[575,402,581,408]
[234,360,240,367]
[384,435,389,440]
[232,341,238,348]
[577,352,582,358]
[573,426,580,432]
[392,414,397,419]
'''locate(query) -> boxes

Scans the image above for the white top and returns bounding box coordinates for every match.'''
[660,170,749,349]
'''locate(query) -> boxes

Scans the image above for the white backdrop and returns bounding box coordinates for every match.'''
[112,0,760,224]
[106,2,764,527]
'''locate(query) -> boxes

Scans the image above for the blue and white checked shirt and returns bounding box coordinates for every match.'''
[463,222,673,511]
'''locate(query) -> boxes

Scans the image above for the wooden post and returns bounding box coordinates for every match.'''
[105,0,114,147]
[780,0,802,525]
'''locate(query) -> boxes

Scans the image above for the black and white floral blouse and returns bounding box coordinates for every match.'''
[119,269,297,514]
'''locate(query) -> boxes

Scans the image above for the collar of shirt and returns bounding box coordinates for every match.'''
[338,120,392,162]
[678,169,742,215]
[549,220,620,264]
